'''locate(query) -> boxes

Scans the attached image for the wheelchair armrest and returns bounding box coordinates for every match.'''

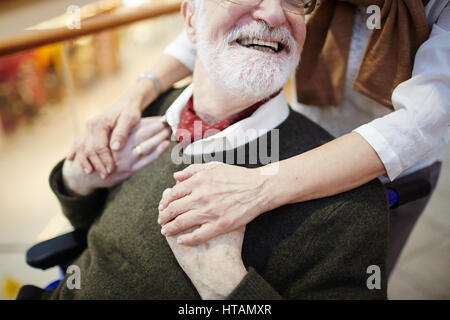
[26,230,87,270]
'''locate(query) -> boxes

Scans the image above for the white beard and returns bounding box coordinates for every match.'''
[196,19,301,100]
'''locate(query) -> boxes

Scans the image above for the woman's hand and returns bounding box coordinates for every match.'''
[67,53,193,178]
[67,98,143,178]
[63,117,171,196]
[158,133,388,247]
[67,79,158,178]
[158,162,273,246]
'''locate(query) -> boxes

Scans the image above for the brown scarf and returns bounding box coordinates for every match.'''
[295,0,430,109]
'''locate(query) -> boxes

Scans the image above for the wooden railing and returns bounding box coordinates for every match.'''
[0,1,181,57]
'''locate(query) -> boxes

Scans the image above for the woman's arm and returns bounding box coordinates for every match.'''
[157,132,386,245]
[139,54,192,111]
[262,132,386,208]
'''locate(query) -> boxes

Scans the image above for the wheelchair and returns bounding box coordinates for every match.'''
[18,177,432,299]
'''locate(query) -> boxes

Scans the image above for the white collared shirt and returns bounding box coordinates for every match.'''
[164,2,450,181]
[164,84,289,155]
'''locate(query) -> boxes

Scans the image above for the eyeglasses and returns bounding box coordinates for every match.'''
[225,0,316,15]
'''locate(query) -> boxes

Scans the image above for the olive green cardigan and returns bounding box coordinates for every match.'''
[42,88,388,300]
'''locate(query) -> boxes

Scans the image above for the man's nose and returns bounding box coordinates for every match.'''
[251,0,287,28]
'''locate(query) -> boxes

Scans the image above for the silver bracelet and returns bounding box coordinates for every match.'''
[138,72,162,97]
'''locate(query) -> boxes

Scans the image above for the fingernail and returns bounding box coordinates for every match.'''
[84,168,90,174]
[100,173,106,179]
[107,167,112,174]
[177,238,183,244]
[161,228,166,235]
[111,141,120,151]
[158,204,163,211]
[157,218,161,224]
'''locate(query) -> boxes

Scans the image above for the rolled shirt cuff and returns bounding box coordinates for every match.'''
[353,124,403,181]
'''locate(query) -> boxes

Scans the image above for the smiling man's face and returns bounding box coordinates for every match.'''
[186,0,306,99]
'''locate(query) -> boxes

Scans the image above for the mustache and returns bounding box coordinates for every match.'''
[224,20,297,53]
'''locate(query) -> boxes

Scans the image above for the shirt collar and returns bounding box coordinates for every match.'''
[164,83,289,155]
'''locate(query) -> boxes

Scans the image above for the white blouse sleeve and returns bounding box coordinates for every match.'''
[163,31,197,71]
[354,4,450,181]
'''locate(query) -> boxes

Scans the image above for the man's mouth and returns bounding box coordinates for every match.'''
[236,38,285,54]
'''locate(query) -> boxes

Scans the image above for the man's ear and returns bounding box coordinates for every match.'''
[181,0,197,44]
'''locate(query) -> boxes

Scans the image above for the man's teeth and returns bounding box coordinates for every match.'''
[255,46,275,53]
[238,38,279,52]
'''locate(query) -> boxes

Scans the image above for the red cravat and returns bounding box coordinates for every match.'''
[175,91,280,146]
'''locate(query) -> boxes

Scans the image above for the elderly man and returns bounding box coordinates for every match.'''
[33,0,387,299]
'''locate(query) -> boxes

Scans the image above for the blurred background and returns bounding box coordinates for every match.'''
[0,0,448,300]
